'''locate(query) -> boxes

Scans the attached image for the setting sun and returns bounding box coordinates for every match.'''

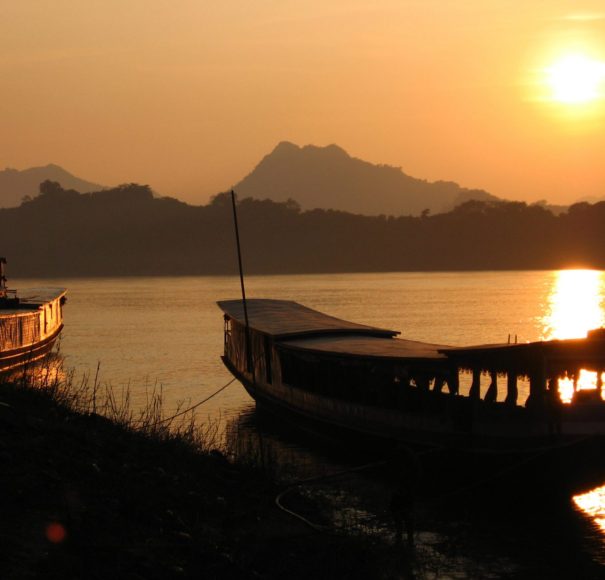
[546,54,605,104]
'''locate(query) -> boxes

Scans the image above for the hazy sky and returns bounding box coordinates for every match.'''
[2,1,605,205]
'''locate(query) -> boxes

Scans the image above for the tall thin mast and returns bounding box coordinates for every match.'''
[230,190,253,376]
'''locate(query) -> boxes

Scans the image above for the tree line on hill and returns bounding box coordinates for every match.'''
[1,180,604,277]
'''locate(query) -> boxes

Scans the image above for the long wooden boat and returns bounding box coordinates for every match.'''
[0,259,66,372]
[219,298,605,457]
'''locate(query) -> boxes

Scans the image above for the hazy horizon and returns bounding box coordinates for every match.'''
[3,1,605,205]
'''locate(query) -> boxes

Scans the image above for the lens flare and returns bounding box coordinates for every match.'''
[45,522,67,544]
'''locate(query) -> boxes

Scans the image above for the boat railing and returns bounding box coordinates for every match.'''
[223,315,231,356]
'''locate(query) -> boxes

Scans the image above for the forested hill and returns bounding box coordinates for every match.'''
[2,181,604,277]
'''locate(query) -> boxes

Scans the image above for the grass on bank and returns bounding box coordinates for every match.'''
[0,360,403,580]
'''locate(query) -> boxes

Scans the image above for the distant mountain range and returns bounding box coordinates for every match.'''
[0,164,104,207]
[3,145,585,216]
[233,141,500,216]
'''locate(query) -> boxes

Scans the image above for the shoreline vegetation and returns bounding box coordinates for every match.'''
[2,361,604,578]
[0,362,401,580]
[3,182,605,278]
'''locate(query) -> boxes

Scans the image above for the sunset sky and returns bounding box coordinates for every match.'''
[2,1,605,205]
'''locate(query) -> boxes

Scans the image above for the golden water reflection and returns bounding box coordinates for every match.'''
[3,353,67,389]
[574,484,605,534]
[542,270,605,341]
[542,270,605,402]
[547,271,605,534]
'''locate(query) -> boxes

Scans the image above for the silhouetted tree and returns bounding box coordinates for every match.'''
[39,180,63,196]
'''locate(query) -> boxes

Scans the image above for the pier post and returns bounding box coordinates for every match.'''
[415,374,430,391]
[505,372,518,405]
[447,367,459,395]
[546,376,562,437]
[469,368,481,400]
[546,376,559,404]
[527,368,547,409]
[433,375,445,394]
[573,372,578,397]
[484,370,498,402]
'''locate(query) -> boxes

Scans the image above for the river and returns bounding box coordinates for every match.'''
[15,270,605,576]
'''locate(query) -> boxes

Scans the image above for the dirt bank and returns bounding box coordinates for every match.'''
[0,381,396,579]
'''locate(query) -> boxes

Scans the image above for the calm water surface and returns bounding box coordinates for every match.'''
[15,270,605,567]
[19,270,602,414]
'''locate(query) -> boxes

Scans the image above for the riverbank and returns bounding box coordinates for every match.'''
[3,368,604,579]
[0,377,398,580]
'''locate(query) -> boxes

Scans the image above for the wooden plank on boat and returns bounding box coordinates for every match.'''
[217,299,399,339]
[281,334,450,361]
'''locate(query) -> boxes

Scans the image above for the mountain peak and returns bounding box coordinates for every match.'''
[0,164,105,208]
[271,141,349,159]
[272,141,300,154]
[233,141,498,216]
[304,143,348,156]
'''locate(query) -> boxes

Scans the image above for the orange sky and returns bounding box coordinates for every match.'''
[2,1,605,205]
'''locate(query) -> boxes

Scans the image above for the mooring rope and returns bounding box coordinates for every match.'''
[155,377,237,424]
[131,350,266,428]
[129,376,237,428]
[272,442,451,532]
[274,488,330,533]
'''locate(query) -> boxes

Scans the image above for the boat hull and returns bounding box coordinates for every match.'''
[0,323,63,373]
[0,287,66,373]
[222,356,605,492]
[222,356,600,451]
[218,299,605,491]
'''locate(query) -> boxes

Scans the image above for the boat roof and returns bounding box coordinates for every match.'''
[441,332,605,374]
[282,333,605,371]
[17,287,67,305]
[217,299,399,339]
[0,287,67,317]
[281,334,449,361]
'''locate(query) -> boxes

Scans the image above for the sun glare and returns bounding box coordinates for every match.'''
[542,270,605,403]
[546,54,605,104]
[542,270,605,340]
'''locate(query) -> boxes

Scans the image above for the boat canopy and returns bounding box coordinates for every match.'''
[18,288,67,305]
[441,333,605,376]
[218,299,399,339]
[0,288,67,317]
[282,334,448,361]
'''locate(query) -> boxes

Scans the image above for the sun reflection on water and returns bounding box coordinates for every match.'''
[542,270,605,341]
[542,270,605,403]
[574,485,605,534]
[546,271,605,535]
